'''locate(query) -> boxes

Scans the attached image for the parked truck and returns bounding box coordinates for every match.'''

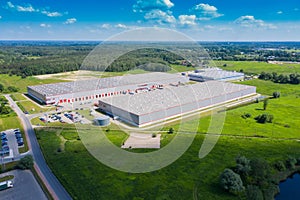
[0,180,13,191]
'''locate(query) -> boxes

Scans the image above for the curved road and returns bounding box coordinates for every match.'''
[5,95,72,200]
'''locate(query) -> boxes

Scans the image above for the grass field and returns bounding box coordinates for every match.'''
[0,74,68,93]
[213,61,300,75]
[16,100,54,114]
[10,93,27,101]
[35,127,300,200]
[34,77,300,199]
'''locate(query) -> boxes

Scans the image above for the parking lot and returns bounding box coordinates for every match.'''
[1,129,24,159]
[39,111,91,125]
[0,170,47,200]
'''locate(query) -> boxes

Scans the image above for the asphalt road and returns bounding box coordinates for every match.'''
[0,170,47,200]
[5,95,72,200]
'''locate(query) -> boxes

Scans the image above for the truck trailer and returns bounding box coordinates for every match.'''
[0,180,13,191]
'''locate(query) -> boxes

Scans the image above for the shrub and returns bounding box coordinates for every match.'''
[7,86,19,92]
[255,114,274,124]
[220,168,245,194]
[297,158,300,166]
[249,158,271,187]
[286,157,297,170]
[168,128,174,134]
[0,84,3,92]
[274,161,286,172]
[246,185,264,200]
[235,155,251,177]
[241,113,251,119]
[17,155,34,170]
[262,184,280,200]
[273,91,281,98]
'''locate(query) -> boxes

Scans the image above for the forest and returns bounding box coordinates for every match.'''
[258,72,300,84]
[0,41,300,77]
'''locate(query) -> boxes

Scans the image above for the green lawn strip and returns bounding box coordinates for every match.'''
[17,100,54,114]
[10,93,27,101]
[168,64,195,73]
[213,61,300,75]
[0,161,18,173]
[0,175,14,182]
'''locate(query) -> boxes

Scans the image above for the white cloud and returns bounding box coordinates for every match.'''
[133,0,174,12]
[40,23,51,28]
[144,9,176,24]
[235,15,277,29]
[178,15,196,25]
[101,23,111,29]
[277,11,283,14]
[6,2,63,17]
[41,11,62,17]
[7,2,14,8]
[115,24,128,29]
[192,3,223,20]
[17,5,36,12]
[64,18,77,24]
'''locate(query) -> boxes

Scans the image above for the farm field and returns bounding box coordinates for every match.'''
[214,60,300,75]
[34,77,300,199]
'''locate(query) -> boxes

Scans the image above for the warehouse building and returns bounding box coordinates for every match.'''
[188,67,244,82]
[98,81,256,127]
[27,72,189,105]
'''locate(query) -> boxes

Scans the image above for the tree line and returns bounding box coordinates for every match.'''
[0,96,13,115]
[0,45,91,78]
[258,72,300,84]
[0,42,300,77]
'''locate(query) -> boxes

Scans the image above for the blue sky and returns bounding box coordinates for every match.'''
[0,0,299,40]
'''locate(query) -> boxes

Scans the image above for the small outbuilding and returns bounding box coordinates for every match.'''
[93,116,110,126]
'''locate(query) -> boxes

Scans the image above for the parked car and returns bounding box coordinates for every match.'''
[15,135,22,139]
[18,142,24,146]
[17,138,23,142]
[1,141,7,146]
[2,146,9,151]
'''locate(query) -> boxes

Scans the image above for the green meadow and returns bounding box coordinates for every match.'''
[214,61,300,75]
[0,74,67,93]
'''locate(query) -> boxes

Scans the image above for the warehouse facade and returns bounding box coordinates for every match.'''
[27,72,189,105]
[98,81,256,127]
[188,67,244,82]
